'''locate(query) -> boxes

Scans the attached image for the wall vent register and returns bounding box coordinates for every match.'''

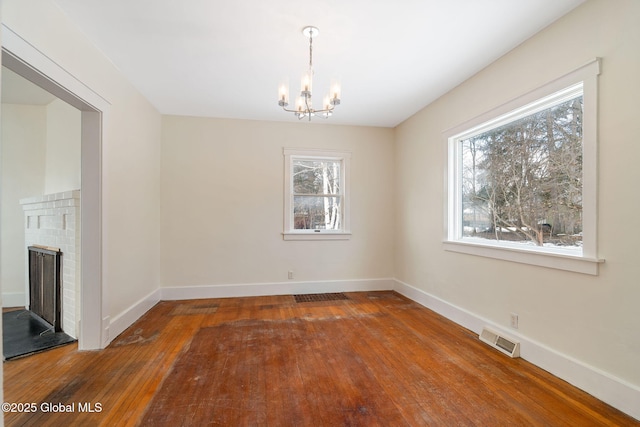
[479,326,520,358]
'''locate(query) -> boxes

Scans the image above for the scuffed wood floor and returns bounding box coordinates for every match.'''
[4,292,638,426]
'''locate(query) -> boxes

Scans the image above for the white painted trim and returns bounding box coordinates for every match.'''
[2,23,109,350]
[442,59,600,139]
[80,109,104,350]
[442,241,603,275]
[393,279,640,421]
[160,278,394,301]
[107,289,161,345]
[1,293,25,308]
[443,58,602,275]
[282,232,352,241]
[1,24,110,110]
[283,147,351,238]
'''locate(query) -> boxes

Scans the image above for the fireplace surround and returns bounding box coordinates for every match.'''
[20,190,80,338]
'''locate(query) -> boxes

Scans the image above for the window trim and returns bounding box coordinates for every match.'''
[443,58,603,275]
[283,148,352,241]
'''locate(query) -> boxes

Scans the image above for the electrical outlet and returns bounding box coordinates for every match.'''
[288,270,294,280]
[510,313,519,329]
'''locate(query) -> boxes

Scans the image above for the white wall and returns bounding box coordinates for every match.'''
[161,117,395,289]
[0,98,81,306]
[395,0,640,402]
[0,104,46,303]
[44,98,80,194]
[2,0,162,326]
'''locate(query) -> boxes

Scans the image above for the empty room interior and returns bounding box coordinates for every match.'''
[1,0,639,425]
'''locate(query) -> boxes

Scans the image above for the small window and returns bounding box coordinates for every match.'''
[444,59,602,274]
[283,148,351,240]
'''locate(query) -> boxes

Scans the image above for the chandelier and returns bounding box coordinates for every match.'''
[278,26,341,121]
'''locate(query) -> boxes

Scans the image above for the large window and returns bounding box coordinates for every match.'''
[445,59,602,274]
[283,148,351,240]
[460,85,583,250]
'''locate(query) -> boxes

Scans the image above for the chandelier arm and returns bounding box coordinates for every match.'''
[310,106,334,116]
[314,105,335,113]
[281,106,300,113]
[280,106,335,115]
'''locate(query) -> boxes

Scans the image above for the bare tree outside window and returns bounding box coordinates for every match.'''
[461,95,583,248]
[292,159,342,230]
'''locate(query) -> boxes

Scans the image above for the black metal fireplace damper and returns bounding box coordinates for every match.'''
[28,245,62,332]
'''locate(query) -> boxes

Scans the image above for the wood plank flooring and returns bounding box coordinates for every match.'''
[3,292,638,426]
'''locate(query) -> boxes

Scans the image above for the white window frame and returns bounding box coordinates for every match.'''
[283,148,351,240]
[443,59,603,275]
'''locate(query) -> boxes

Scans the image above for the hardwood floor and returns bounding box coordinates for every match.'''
[3,292,638,426]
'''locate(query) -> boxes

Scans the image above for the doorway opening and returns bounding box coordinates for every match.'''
[1,42,105,351]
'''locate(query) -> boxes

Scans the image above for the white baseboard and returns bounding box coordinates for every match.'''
[160,278,395,301]
[393,279,640,421]
[107,288,161,345]
[2,292,26,308]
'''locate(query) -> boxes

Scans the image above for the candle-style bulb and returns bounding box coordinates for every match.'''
[330,78,341,105]
[278,81,289,107]
[301,70,313,96]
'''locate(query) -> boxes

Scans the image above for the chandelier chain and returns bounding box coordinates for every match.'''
[308,31,313,71]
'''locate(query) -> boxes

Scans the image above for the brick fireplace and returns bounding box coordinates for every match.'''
[20,190,80,338]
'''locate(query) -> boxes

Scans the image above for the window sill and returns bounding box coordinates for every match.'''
[283,232,352,241]
[443,240,604,275]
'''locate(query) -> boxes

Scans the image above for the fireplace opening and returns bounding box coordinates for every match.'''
[28,245,62,332]
[2,245,76,360]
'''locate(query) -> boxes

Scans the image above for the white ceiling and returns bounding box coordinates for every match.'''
[52,0,585,128]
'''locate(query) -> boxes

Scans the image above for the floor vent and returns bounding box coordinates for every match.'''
[479,327,520,358]
[294,293,349,303]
